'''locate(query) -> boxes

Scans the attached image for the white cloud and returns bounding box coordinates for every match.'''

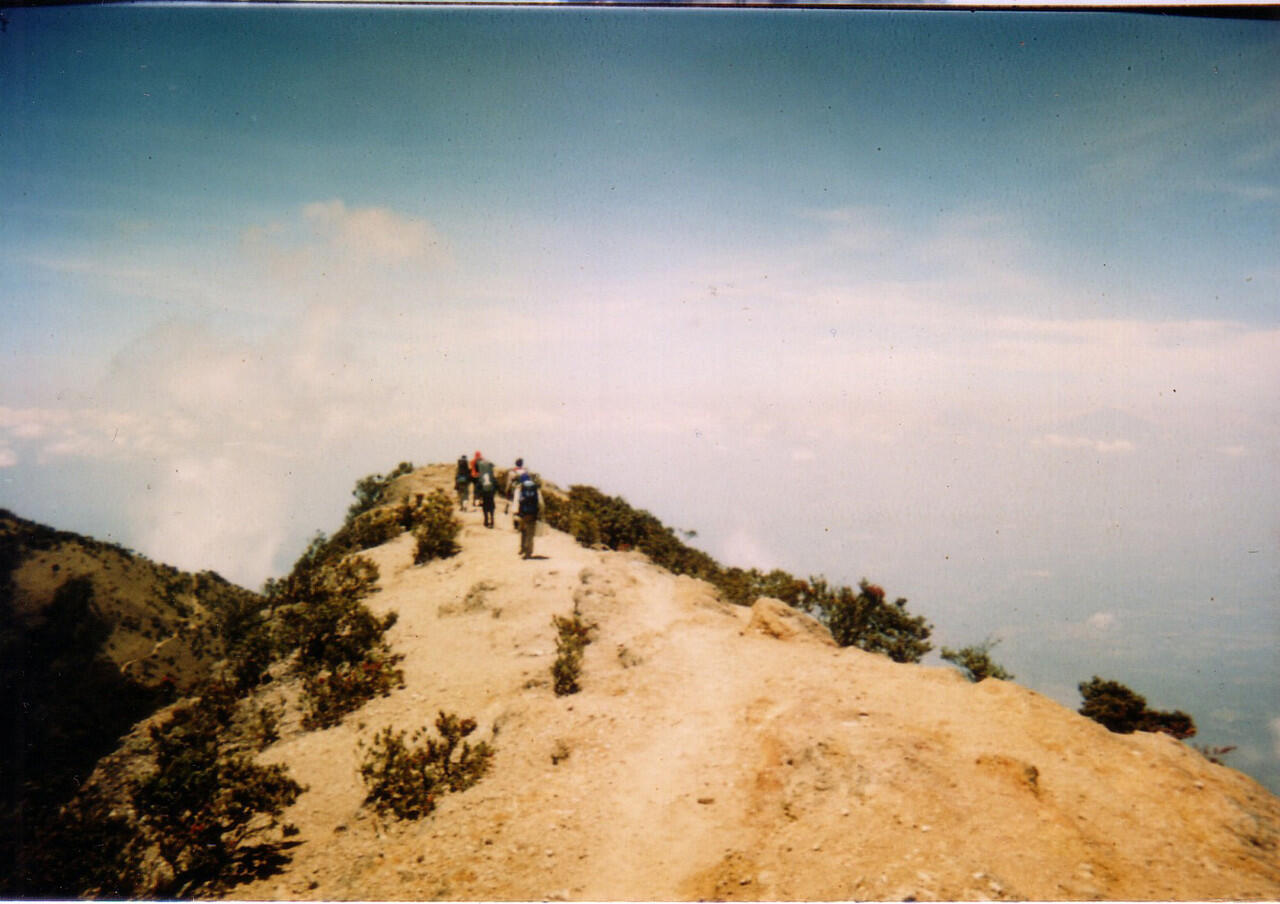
[0,446,16,468]
[302,200,447,266]
[1036,434,1136,455]
[719,527,780,572]
[1086,612,1118,632]
[131,454,288,586]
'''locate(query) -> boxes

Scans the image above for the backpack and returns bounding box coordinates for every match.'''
[518,479,539,517]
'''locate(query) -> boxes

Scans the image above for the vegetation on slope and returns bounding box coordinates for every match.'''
[0,510,272,896]
[543,483,934,663]
[360,711,494,820]
[1078,675,1197,740]
[941,638,1015,683]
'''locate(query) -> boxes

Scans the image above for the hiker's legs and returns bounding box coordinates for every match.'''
[520,517,536,557]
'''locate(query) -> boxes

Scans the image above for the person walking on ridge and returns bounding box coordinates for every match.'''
[475,452,498,528]
[514,471,543,559]
[469,450,482,509]
[505,457,528,516]
[455,454,471,511]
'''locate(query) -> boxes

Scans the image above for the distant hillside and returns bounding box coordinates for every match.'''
[0,509,265,893]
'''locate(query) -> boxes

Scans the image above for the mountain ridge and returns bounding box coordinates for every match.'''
[221,463,1279,901]
[8,463,1280,900]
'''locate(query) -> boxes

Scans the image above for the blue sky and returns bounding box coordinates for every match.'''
[2,6,1277,791]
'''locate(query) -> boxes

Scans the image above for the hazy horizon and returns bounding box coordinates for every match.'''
[3,6,1277,791]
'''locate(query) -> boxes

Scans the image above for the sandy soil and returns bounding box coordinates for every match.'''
[233,464,1280,901]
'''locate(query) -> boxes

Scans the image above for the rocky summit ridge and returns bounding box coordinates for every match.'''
[215,463,1279,901]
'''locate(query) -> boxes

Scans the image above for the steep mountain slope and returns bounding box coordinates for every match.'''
[226,465,1280,901]
[0,510,264,891]
[1,509,259,691]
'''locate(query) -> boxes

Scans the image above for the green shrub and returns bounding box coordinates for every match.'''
[299,654,404,731]
[222,617,277,692]
[273,555,406,729]
[253,703,282,750]
[359,712,493,820]
[820,580,933,664]
[543,485,721,584]
[941,638,1014,682]
[552,612,596,696]
[413,489,461,564]
[329,507,406,555]
[14,792,143,899]
[276,556,389,674]
[347,462,415,522]
[541,482,933,664]
[1078,676,1197,739]
[132,683,303,896]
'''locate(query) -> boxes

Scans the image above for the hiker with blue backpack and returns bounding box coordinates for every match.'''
[513,467,543,559]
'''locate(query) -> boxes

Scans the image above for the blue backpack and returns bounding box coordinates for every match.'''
[518,479,539,517]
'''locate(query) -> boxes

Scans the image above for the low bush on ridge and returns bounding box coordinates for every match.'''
[131,683,304,896]
[359,712,494,820]
[272,554,405,730]
[1078,676,1196,739]
[412,489,462,564]
[544,483,933,663]
[941,638,1014,682]
[552,611,597,696]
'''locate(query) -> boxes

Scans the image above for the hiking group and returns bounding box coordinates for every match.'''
[455,452,544,559]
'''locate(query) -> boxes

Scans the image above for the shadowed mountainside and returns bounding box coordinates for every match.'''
[0,510,265,893]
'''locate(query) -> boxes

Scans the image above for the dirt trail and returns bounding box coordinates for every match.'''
[234,464,1280,901]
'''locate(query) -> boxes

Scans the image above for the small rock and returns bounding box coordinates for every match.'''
[697,796,715,805]
[740,877,753,886]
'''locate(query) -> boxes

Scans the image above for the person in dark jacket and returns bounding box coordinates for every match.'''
[475,453,498,528]
[455,454,471,511]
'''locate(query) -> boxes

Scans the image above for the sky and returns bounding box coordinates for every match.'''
[2,5,1277,791]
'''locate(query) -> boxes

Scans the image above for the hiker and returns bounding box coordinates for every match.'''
[469,451,482,509]
[455,454,471,511]
[505,457,529,516]
[514,471,543,559]
[475,453,498,528]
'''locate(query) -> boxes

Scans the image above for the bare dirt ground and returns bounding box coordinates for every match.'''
[234,464,1280,901]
